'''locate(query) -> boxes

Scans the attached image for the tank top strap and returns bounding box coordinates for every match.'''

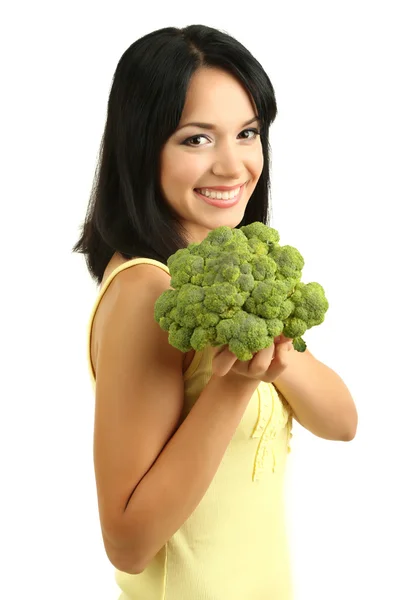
[87,257,170,386]
[102,257,170,290]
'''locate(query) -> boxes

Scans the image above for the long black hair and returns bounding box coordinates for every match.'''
[72,24,278,286]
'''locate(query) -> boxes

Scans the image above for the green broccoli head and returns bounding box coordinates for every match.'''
[154,222,329,358]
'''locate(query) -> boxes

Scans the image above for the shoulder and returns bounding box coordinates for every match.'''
[92,258,176,376]
[102,257,171,303]
[100,260,172,328]
[108,263,172,318]
[117,260,170,285]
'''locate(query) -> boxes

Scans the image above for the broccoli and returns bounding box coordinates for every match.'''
[154,222,329,361]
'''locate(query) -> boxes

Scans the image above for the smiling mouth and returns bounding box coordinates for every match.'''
[193,183,246,208]
[194,183,245,200]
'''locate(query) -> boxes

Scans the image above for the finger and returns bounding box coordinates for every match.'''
[247,345,275,377]
[275,335,293,345]
[212,347,238,377]
[279,341,293,355]
[231,344,275,378]
[212,344,228,358]
[261,343,292,382]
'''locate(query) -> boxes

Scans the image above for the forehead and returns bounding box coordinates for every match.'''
[179,68,257,125]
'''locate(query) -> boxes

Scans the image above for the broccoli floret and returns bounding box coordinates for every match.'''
[154,222,329,358]
[240,222,280,246]
[215,311,273,361]
[269,245,304,281]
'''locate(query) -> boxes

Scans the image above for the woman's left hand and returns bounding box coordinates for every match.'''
[212,334,294,381]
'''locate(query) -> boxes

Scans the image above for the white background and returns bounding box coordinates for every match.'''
[1,1,399,598]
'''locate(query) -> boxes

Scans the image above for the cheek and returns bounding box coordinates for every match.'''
[163,151,206,190]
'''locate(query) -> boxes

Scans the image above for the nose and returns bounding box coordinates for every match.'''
[211,141,243,180]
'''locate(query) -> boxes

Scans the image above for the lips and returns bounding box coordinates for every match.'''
[193,183,245,208]
[194,183,244,193]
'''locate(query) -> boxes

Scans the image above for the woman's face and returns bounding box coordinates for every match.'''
[160,67,264,244]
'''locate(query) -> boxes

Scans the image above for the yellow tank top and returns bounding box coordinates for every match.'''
[87,258,294,600]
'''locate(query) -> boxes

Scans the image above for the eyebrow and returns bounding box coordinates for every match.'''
[176,116,260,132]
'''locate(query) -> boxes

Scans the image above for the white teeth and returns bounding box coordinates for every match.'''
[196,186,241,200]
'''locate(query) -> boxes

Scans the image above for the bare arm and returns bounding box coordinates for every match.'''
[273,347,358,440]
[116,373,259,574]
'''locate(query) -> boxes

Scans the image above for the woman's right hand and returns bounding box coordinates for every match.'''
[211,337,293,384]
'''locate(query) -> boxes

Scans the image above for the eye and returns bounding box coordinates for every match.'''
[183,134,209,147]
[182,128,261,147]
[238,128,260,140]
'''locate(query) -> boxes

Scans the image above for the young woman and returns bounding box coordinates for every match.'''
[73,24,358,600]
